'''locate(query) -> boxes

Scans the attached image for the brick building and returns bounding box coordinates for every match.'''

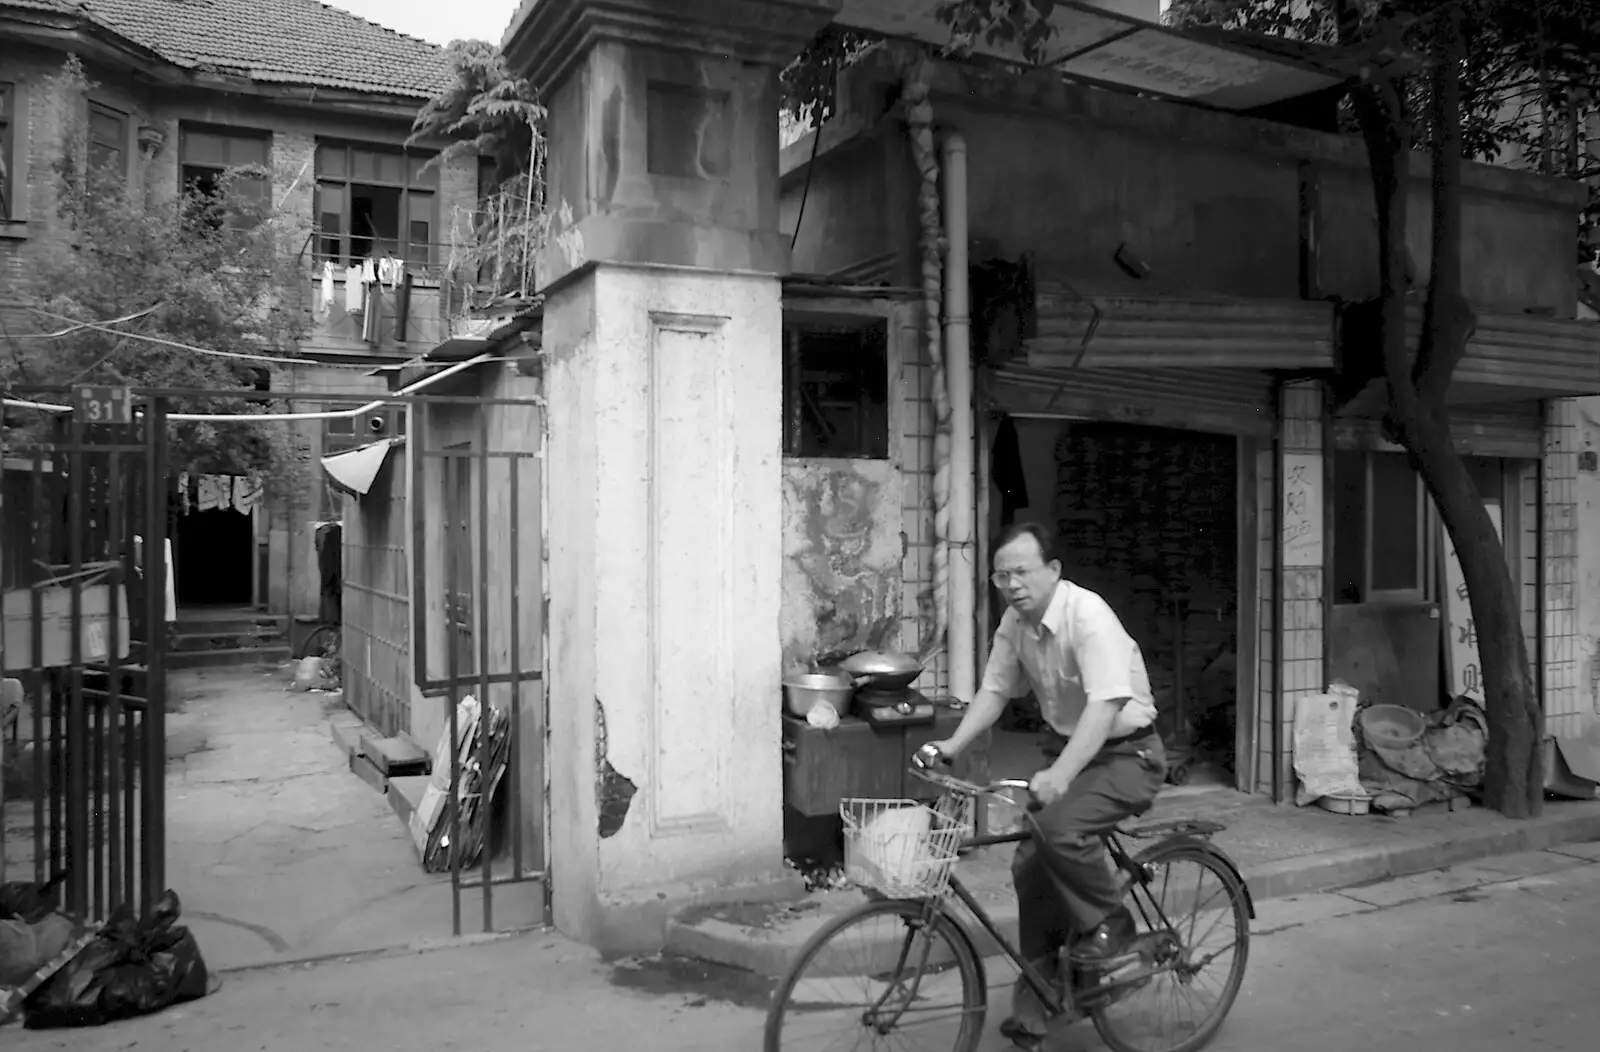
[0,0,481,626]
[776,49,1600,802]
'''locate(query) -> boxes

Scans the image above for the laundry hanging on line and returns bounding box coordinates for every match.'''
[344,265,364,313]
[176,474,263,516]
[318,262,336,320]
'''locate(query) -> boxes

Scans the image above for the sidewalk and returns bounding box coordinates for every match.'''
[6,842,1599,1052]
[668,785,1600,977]
[2,931,767,1052]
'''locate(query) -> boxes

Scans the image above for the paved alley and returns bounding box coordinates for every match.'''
[5,839,1597,1051]
[161,667,540,971]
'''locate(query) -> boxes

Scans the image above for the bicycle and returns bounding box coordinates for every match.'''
[763,750,1255,1052]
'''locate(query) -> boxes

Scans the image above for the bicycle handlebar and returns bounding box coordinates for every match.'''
[910,743,1043,812]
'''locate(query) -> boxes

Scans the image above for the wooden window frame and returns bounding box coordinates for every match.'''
[781,314,890,460]
[179,123,273,224]
[87,100,129,183]
[312,140,439,269]
[0,82,14,220]
[1335,449,1431,605]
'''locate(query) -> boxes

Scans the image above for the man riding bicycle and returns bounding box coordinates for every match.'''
[925,521,1167,1046]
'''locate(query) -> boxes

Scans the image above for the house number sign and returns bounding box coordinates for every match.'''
[74,385,133,426]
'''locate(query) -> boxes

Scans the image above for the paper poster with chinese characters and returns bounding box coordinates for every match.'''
[1281,453,1323,568]
[1441,503,1503,701]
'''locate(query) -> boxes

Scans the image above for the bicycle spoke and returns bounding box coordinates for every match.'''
[767,902,983,1052]
[1091,851,1249,1052]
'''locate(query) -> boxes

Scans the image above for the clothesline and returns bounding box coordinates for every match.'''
[316,254,411,321]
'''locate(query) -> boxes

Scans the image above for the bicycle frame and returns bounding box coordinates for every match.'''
[926,825,1191,1018]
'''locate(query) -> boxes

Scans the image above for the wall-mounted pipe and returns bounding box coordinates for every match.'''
[942,131,976,703]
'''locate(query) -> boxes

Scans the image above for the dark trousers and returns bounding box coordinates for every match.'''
[1010,732,1167,1027]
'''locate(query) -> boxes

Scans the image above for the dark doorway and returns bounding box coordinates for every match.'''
[174,507,254,606]
[986,418,1241,788]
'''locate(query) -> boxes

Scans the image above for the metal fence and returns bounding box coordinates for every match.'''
[1,389,169,921]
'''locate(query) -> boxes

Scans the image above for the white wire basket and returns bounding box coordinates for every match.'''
[840,795,972,899]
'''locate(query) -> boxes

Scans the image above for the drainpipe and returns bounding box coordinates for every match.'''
[942,132,976,701]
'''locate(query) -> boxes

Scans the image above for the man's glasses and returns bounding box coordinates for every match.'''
[991,566,1045,587]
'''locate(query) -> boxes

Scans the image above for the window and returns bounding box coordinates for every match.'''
[180,124,271,225]
[1334,450,1427,603]
[313,142,437,268]
[782,316,889,459]
[0,82,13,219]
[87,102,127,181]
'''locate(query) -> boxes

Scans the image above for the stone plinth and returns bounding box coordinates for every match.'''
[504,0,841,286]
[502,0,840,950]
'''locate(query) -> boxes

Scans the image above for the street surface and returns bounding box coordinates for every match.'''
[5,841,1598,1051]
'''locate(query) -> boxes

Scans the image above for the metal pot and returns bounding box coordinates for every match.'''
[783,671,854,718]
[837,649,926,692]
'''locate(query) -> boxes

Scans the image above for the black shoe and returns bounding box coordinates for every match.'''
[1069,906,1136,964]
[998,1017,1048,1050]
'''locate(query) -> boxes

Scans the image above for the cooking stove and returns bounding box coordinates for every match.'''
[854,686,936,730]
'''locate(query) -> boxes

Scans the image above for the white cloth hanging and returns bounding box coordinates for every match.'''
[232,475,264,516]
[195,474,231,512]
[319,262,335,319]
[177,472,191,515]
[344,266,364,313]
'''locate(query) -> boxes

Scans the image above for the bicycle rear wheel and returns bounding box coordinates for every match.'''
[1089,843,1250,1052]
[764,897,986,1052]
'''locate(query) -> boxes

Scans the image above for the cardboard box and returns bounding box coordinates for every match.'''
[2,580,132,673]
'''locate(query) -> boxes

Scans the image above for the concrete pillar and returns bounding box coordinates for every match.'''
[1543,397,1582,736]
[503,0,841,951]
[1274,380,1326,800]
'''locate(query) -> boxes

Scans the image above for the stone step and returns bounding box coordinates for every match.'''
[170,628,287,652]
[388,774,432,827]
[172,616,286,637]
[166,646,291,670]
[359,733,431,777]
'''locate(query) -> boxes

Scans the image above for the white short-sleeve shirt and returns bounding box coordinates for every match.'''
[980,580,1158,739]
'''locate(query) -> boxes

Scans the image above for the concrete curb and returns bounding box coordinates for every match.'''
[665,805,1600,979]
[212,928,548,978]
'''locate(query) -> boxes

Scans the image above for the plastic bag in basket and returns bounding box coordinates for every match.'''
[859,806,934,887]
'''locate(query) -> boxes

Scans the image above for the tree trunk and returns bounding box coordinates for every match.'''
[1391,398,1543,817]
[1355,4,1543,818]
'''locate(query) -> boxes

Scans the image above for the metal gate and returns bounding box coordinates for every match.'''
[1,388,168,922]
[406,389,546,936]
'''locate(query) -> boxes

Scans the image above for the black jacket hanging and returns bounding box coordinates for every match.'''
[991,414,1029,523]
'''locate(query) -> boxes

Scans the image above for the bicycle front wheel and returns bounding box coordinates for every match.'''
[1090,843,1251,1052]
[764,897,986,1052]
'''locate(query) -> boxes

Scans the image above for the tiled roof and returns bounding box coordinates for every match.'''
[3,0,453,98]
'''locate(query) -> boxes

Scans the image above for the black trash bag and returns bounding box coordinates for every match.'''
[0,870,69,923]
[22,889,209,1030]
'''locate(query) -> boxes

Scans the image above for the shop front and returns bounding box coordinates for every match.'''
[971,277,1338,800]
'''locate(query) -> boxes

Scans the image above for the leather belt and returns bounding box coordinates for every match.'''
[1107,724,1157,746]
[1040,723,1156,760]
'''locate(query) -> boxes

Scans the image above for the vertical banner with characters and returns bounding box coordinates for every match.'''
[1441,503,1503,701]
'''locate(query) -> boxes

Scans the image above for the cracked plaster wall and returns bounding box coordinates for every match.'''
[781,459,904,671]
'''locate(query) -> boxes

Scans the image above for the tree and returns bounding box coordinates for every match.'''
[0,58,310,492]
[410,33,869,298]
[941,0,1600,817]
[408,40,543,187]
[409,41,547,303]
